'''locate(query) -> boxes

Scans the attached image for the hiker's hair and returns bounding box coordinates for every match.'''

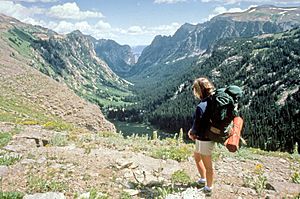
[193,77,215,99]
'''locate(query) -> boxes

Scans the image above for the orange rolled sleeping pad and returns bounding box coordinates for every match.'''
[225,116,244,152]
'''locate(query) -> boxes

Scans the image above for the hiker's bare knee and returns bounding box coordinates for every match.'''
[194,152,201,161]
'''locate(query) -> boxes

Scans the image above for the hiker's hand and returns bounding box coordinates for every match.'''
[188,130,196,141]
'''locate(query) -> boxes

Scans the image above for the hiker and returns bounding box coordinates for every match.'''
[188,77,215,194]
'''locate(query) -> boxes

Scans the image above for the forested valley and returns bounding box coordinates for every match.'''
[107,28,300,153]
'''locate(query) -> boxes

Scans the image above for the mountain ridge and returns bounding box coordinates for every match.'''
[128,5,300,80]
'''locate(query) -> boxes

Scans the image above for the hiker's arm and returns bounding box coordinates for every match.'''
[188,105,204,140]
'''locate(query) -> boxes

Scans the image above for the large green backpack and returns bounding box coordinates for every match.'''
[205,85,243,143]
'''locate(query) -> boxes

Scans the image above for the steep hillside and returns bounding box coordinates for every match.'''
[129,5,300,82]
[0,14,115,133]
[0,14,132,108]
[93,39,135,77]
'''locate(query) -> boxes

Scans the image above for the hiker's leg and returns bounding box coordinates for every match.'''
[194,140,206,179]
[200,154,213,187]
[194,151,206,178]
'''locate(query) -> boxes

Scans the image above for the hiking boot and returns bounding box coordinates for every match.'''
[203,186,212,196]
[196,178,206,188]
[197,178,206,184]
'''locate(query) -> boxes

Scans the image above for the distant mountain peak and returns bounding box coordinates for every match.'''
[217,5,300,22]
[68,29,83,36]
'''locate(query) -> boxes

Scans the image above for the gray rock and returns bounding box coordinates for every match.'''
[165,187,205,199]
[236,186,257,195]
[123,189,140,196]
[21,159,36,165]
[116,160,133,169]
[23,192,65,199]
[4,143,32,152]
[0,165,9,177]
[271,181,300,195]
[37,156,47,164]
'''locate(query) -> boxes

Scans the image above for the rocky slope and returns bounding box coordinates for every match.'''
[0,14,115,133]
[0,122,299,198]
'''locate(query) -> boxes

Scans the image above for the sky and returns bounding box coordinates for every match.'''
[1,0,300,46]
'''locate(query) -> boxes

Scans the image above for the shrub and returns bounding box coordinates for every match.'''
[243,163,267,196]
[292,171,300,184]
[49,133,68,146]
[43,121,73,132]
[151,145,192,162]
[171,170,191,185]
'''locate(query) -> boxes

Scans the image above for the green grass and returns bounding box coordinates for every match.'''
[3,28,33,58]
[0,95,74,132]
[43,121,74,132]
[0,132,12,148]
[0,154,21,166]
[0,192,24,199]
[0,95,49,124]
[79,84,133,108]
[0,126,22,148]
[27,176,68,193]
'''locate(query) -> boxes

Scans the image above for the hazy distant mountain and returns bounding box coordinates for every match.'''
[93,39,135,77]
[129,5,300,79]
[131,45,147,63]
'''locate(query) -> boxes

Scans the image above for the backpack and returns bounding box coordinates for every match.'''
[205,85,243,144]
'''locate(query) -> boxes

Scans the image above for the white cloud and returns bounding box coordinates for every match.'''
[215,6,244,13]
[0,1,40,19]
[95,20,112,30]
[44,19,114,39]
[213,6,227,14]
[43,19,180,46]
[22,17,47,26]
[154,0,187,4]
[206,6,246,20]
[126,22,180,36]
[48,2,104,20]
[149,22,180,35]
[128,26,144,34]
[47,21,94,34]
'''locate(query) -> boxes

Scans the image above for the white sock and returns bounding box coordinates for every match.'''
[204,185,212,191]
[198,178,206,183]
